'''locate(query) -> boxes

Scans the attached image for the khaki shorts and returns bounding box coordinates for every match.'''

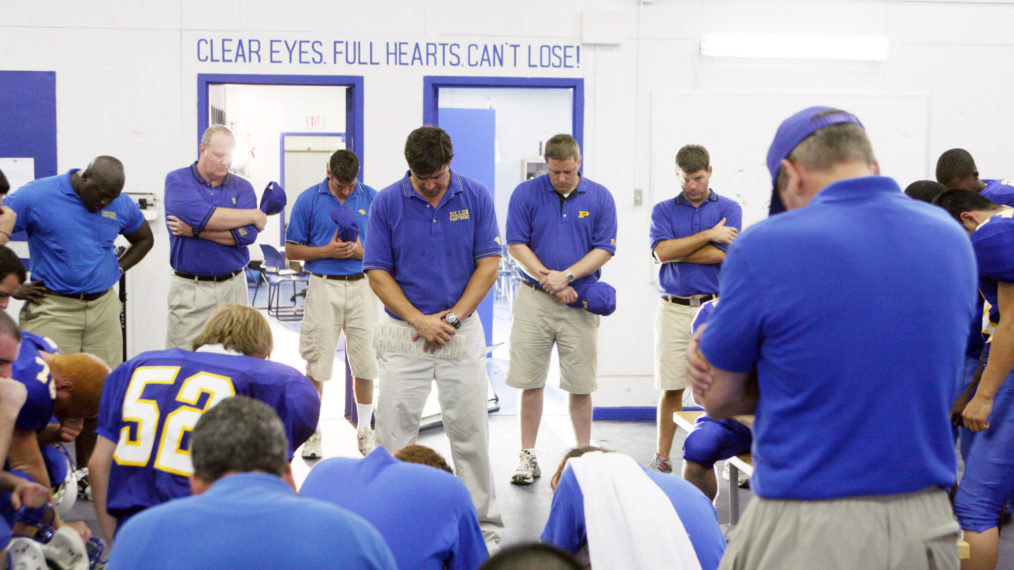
[654,299,698,391]
[720,488,959,570]
[299,275,378,381]
[505,284,599,394]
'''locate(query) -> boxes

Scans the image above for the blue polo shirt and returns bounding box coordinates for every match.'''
[505,174,617,286]
[164,163,258,276]
[299,448,487,570]
[700,176,976,500]
[363,170,501,317]
[650,190,742,296]
[285,179,377,276]
[541,465,725,570]
[109,472,397,570]
[6,170,144,295]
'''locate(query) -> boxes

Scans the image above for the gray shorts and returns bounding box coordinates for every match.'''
[720,488,959,570]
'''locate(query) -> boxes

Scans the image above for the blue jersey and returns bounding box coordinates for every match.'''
[11,332,59,433]
[299,448,487,570]
[96,349,319,518]
[542,465,726,570]
[981,178,1014,208]
[970,211,1014,319]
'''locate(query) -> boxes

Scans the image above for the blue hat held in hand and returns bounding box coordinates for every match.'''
[568,278,616,316]
[260,181,287,215]
[329,207,359,243]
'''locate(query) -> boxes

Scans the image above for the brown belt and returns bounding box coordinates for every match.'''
[661,294,716,307]
[520,280,549,294]
[311,272,365,281]
[173,269,243,282]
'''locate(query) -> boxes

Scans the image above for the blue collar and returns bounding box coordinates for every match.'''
[541,173,587,196]
[399,169,464,205]
[675,189,719,206]
[809,176,901,207]
[59,169,80,197]
[189,161,231,188]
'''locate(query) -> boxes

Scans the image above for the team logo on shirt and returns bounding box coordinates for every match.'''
[238,228,248,236]
[494,236,502,244]
[231,197,237,204]
[578,211,590,218]
[102,211,117,220]
[358,209,366,215]
[449,209,470,222]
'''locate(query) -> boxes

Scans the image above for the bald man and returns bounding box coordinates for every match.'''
[0,156,153,369]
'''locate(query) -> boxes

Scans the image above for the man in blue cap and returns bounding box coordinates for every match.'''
[688,106,974,568]
[647,144,741,474]
[164,125,267,350]
[286,149,378,458]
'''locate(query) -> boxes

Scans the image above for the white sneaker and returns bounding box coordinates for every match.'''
[301,432,322,460]
[510,449,540,485]
[7,537,46,570]
[357,429,376,456]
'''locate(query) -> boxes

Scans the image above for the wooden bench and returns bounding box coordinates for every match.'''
[674,410,970,559]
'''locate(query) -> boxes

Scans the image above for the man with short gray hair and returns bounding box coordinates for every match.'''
[163,125,267,349]
[505,134,617,486]
[108,396,396,569]
[688,107,973,568]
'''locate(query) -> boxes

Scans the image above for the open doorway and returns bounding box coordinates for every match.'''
[424,76,584,421]
[197,74,365,429]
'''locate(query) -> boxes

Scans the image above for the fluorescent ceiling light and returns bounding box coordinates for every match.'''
[700,33,888,62]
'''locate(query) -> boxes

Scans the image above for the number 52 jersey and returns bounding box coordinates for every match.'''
[96,348,320,517]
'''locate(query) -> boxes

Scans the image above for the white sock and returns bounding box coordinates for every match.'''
[357,403,373,432]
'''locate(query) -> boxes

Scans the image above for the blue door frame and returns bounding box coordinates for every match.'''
[422,76,584,150]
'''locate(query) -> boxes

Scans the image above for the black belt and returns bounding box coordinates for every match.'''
[311,272,365,281]
[173,269,243,282]
[520,280,550,294]
[662,294,716,307]
[42,285,110,302]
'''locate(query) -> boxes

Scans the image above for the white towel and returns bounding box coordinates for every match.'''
[570,452,702,570]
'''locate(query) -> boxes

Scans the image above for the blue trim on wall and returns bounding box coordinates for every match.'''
[278,131,345,245]
[196,73,365,176]
[592,406,655,421]
[422,76,584,152]
[591,405,704,421]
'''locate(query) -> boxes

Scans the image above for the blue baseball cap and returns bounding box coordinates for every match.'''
[329,207,359,243]
[260,181,287,215]
[766,106,864,215]
[568,279,616,316]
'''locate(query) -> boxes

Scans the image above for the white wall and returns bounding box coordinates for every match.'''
[2,0,1011,407]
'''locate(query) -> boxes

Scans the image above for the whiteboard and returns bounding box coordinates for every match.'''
[649,92,930,229]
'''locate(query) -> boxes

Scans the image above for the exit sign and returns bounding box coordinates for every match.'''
[306,115,323,128]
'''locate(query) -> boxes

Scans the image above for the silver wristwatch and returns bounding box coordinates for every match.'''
[444,312,461,329]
